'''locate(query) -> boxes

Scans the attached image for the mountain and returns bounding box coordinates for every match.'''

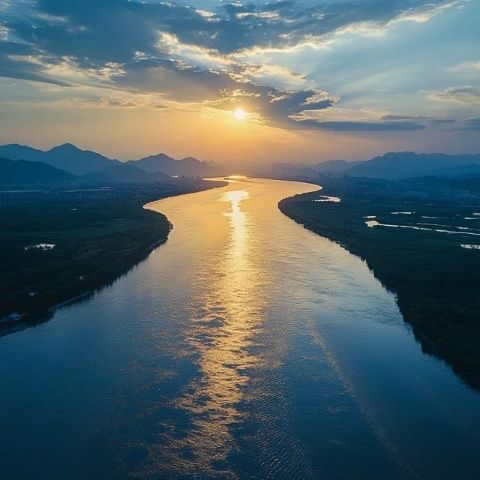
[434,164,480,177]
[131,153,217,177]
[402,175,480,194]
[0,144,46,163]
[0,143,118,175]
[344,152,480,179]
[264,159,359,179]
[0,143,218,178]
[316,160,360,174]
[0,157,75,185]
[46,143,118,175]
[82,163,171,184]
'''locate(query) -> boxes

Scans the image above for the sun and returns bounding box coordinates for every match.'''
[232,108,248,121]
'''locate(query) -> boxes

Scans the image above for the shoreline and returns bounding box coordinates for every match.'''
[278,188,480,391]
[1,180,226,331]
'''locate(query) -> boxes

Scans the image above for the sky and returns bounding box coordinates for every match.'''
[0,0,479,166]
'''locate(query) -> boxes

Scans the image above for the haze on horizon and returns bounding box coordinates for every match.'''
[0,0,479,167]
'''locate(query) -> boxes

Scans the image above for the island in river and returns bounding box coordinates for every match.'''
[279,176,480,389]
[0,179,224,325]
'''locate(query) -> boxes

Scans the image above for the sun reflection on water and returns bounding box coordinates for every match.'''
[157,186,266,476]
[222,190,249,264]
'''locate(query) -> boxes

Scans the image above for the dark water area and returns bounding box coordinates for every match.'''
[1,178,479,479]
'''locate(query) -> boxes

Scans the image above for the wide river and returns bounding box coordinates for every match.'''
[1,177,480,479]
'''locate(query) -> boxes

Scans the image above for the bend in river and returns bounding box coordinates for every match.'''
[1,177,479,479]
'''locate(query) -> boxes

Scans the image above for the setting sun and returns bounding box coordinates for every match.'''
[232,108,248,121]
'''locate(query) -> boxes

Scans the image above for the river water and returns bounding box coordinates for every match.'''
[1,177,479,479]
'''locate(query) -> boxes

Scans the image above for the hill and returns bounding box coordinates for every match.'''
[0,143,217,178]
[344,152,480,179]
[0,143,118,175]
[0,158,75,185]
[82,164,171,184]
[46,143,118,175]
[130,153,217,177]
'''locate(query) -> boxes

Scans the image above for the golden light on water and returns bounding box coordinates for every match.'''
[163,186,264,474]
[143,178,322,476]
[225,175,247,180]
[222,190,250,263]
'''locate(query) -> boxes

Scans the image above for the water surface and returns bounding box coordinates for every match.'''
[1,177,479,479]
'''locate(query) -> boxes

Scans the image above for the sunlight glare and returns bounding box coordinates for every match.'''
[232,108,248,121]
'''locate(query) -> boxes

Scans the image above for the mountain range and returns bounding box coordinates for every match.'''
[269,152,480,180]
[0,143,116,175]
[1,143,480,186]
[344,152,480,179]
[0,143,217,178]
[127,153,216,177]
[0,157,76,184]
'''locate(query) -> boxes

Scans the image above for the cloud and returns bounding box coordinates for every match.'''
[207,85,336,128]
[449,60,480,75]
[382,114,454,125]
[0,0,464,131]
[0,40,72,86]
[291,119,426,131]
[458,118,480,131]
[431,86,480,104]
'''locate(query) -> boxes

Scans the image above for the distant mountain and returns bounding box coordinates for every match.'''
[0,143,218,178]
[403,175,480,193]
[82,163,171,184]
[0,144,46,163]
[0,143,118,175]
[316,160,360,174]
[46,143,117,175]
[130,153,217,177]
[265,159,359,178]
[434,164,480,178]
[0,157,75,185]
[344,152,480,179]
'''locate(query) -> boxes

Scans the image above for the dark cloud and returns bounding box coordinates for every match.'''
[382,114,454,125]
[292,119,426,131]
[431,86,480,104]
[212,85,335,127]
[8,0,454,57]
[0,0,456,129]
[458,118,480,131]
[0,40,71,86]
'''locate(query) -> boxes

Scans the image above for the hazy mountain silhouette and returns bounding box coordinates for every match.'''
[4,144,478,183]
[344,152,480,179]
[0,144,46,163]
[46,143,118,175]
[130,153,217,177]
[268,152,480,180]
[0,143,118,175]
[433,164,480,177]
[317,160,361,174]
[82,163,171,184]
[0,143,217,178]
[267,159,359,178]
[0,157,75,184]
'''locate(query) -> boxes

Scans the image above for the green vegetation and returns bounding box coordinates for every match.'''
[280,181,480,388]
[0,181,222,323]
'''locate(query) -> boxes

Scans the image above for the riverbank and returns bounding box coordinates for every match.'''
[1,180,225,327]
[279,186,480,389]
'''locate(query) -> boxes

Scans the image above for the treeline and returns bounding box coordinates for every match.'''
[0,182,222,322]
[279,187,480,389]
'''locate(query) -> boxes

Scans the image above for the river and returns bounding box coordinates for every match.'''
[1,177,479,479]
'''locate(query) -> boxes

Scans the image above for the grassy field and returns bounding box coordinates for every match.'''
[0,181,222,323]
[280,187,480,389]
